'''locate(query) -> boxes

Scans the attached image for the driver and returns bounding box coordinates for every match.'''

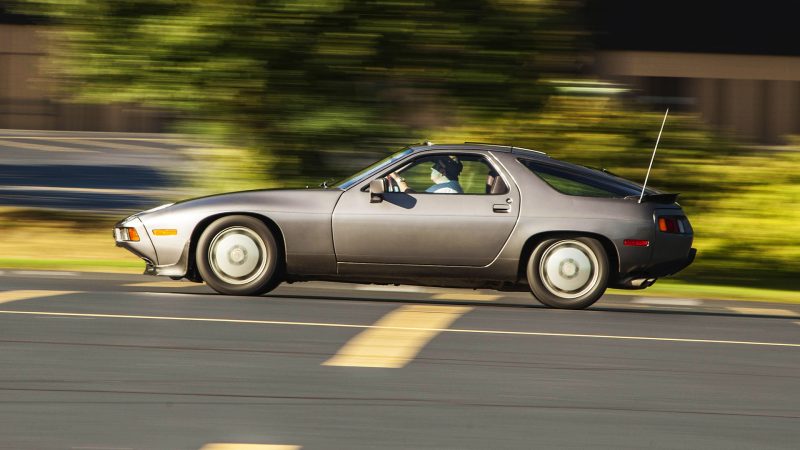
[425,156,463,193]
[385,155,463,193]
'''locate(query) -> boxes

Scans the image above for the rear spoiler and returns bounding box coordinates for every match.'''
[626,193,679,204]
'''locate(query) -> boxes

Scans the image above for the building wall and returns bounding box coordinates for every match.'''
[0,24,169,132]
[596,51,800,144]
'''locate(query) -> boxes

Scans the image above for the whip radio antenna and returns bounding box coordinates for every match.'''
[639,108,669,203]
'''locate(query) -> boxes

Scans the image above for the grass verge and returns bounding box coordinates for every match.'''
[0,207,142,274]
[608,280,800,304]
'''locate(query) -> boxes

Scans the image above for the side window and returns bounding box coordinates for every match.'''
[518,159,631,198]
[382,153,508,194]
[535,171,618,197]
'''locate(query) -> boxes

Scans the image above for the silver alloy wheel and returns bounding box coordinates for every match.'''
[208,226,269,285]
[539,239,600,299]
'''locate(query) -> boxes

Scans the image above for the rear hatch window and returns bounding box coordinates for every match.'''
[518,158,654,198]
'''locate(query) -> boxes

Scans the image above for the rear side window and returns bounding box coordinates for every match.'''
[518,158,640,198]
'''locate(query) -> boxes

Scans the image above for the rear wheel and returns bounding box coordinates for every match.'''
[527,237,608,309]
[196,215,282,296]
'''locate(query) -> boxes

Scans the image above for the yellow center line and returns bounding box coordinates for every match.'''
[323,305,472,368]
[0,310,799,348]
[200,445,300,450]
[0,291,77,305]
[726,307,799,317]
[431,293,500,302]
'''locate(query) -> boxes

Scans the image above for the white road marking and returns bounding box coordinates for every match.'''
[632,297,702,306]
[70,447,134,450]
[11,271,78,277]
[354,285,425,293]
[124,281,201,288]
[0,139,96,153]
[135,292,202,297]
[1,136,196,146]
[200,444,300,450]
[68,138,169,152]
[0,185,170,196]
[5,136,176,141]
[37,316,95,320]
[726,307,799,317]
[1,310,799,348]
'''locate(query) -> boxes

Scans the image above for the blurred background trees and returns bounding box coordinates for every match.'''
[5,0,799,289]
[14,0,580,185]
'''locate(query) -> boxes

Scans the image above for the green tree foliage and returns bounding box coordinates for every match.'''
[426,95,800,289]
[16,0,575,183]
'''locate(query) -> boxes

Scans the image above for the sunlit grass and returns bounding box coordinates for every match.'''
[609,281,800,304]
[0,208,142,273]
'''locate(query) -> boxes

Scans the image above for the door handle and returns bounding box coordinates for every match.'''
[493,204,511,213]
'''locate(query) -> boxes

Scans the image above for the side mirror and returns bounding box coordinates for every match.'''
[369,178,386,203]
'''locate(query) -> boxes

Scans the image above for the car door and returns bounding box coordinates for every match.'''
[331,151,519,267]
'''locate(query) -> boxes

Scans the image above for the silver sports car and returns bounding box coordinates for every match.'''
[115,142,695,309]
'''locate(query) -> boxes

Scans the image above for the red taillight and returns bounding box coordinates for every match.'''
[624,239,650,247]
[658,216,684,233]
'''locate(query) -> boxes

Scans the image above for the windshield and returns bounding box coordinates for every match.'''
[336,148,414,189]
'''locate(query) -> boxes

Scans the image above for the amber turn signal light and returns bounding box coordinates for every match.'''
[114,227,140,242]
[126,227,140,242]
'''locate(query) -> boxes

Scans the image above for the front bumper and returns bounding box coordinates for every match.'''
[113,217,158,267]
[114,215,193,278]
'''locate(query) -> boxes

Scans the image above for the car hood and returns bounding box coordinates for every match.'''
[137,188,345,222]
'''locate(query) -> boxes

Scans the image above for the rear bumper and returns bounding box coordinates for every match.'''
[648,247,696,278]
[611,248,696,289]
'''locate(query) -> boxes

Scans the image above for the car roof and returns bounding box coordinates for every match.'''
[407,142,549,159]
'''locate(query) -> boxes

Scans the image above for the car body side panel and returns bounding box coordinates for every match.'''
[649,207,695,276]
[332,149,520,268]
[332,192,520,266]
[135,189,342,277]
[492,152,667,281]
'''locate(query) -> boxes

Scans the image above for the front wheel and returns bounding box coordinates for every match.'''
[196,215,282,296]
[527,237,609,310]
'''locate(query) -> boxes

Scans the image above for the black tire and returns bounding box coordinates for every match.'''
[196,215,282,296]
[527,236,609,310]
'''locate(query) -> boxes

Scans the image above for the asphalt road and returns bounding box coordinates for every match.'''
[1,271,799,449]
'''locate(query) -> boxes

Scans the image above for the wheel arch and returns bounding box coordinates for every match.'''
[185,212,287,282]
[516,231,620,284]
